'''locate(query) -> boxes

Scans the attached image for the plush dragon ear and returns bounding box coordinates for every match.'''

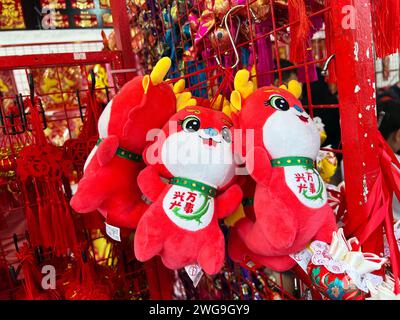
[173,79,186,94]
[280,79,302,99]
[142,57,172,94]
[230,90,242,112]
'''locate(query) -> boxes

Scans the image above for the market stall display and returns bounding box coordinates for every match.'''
[0,0,400,301]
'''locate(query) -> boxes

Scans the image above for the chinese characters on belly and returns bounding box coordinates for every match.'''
[162,185,214,231]
[284,166,327,209]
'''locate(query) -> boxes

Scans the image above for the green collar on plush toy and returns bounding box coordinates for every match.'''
[242,197,254,207]
[96,138,142,162]
[169,177,217,198]
[271,156,314,169]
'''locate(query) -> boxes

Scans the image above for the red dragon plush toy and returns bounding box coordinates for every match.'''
[134,106,243,274]
[70,58,178,232]
[228,70,337,271]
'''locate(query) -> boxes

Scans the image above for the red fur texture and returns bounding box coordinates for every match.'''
[70,76,176,229]
[229,86,337,272]
[134,107,242,274]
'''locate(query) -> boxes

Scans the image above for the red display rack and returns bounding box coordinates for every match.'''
[0,0,396,300]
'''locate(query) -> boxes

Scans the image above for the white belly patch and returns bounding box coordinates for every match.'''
[283,166,327,209]
[162,185,214,231]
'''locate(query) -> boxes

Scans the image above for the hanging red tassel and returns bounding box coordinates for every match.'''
[64,248,111,300]
[33,179,54,248]
[288,0,311,63]
[344,133,400,294]
[16,244,39,300]
[26,97,46,145]
[60,194,78,248]
[16,243,61,300]
[372,0,400,58]
[49,183,67,255]
[20,183,41,247]
[78,90,102,140]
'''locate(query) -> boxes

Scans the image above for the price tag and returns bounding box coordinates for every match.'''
[105,222,121,242]
[184,264,203,287]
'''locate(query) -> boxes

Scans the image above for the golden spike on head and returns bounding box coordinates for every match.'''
[210,94,229,111]
[176,91,197,112]
[150,57,172,86]
[230,90,242,112]
[142,75,150,95]
[222,104,232,117]
[173,79,186,94]
[222,92,242,118]
[210,94,236,117]
[287,80,302,99]
[234,69,255,99]
[279,80,302,99]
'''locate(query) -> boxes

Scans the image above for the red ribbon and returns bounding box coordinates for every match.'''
[353,133,400,294]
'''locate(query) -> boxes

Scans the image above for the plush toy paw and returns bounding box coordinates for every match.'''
[96,135,119,167]
[70,177,105,213]
[134,212,165,261]
[197,233,225,275]
[228,228,297,272]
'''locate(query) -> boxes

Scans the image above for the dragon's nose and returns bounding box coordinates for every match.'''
[204,127,218,136]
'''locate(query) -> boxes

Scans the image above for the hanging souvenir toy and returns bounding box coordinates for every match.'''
[367,276,400,300]
[70,57,178,233]
[134,106,243,275]
[291,228,386,300]
[342,133,400,294]
[224,175,256,227]
[228,69,337,272]
[314,116,338,183]
[317,147,338,183]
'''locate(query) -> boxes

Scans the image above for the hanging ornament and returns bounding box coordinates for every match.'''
[288,0,311,63]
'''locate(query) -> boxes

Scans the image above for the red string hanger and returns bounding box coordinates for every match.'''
[64,69,103,181]
[209,5,242,111]
[78,69,103,140]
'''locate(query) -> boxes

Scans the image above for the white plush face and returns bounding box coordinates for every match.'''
[83,100,112,172]
[98,99,113,138]
[161,115,235,188]
[262,99,320,160]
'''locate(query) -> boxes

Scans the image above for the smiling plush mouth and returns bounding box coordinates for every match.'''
[199,136,220,147]
[297,115,309,123]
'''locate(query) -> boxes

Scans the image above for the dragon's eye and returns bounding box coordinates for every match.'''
[181,116,201,132]
[221,126,232,143]
[264,95,290,111]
